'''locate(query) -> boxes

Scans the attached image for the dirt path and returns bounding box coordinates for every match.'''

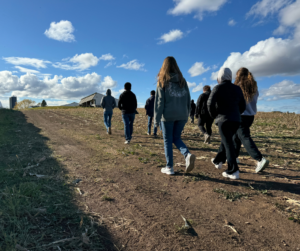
[23,109,300,251]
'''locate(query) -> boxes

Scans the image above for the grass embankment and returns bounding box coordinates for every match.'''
[0,110,109,250]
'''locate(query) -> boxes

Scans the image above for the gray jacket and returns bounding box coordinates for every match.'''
[154,73,191,127]
[100,89,116,113]
[243,91,258,116]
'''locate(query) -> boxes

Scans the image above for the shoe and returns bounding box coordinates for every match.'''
[124,140,130,144]
[106,131,109,134]
[161,167,175,175]
[236,158,240,164]
[211,158,223,169]
[222,171,240,180]
[108,127,112,135]
[153,134,157,137]
[255,157,269,173]
[185,153,196,173]
[147,133,150,135]
[204,134,211,144]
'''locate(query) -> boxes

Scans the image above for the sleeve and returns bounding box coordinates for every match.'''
[134,94,137,110]
[187,86,191,116]
[196,94,203,115]
[154,85,165,127]
[113,98,116,109]
[118,94,122,110]
[207,87,218,119]
[239,90,246,114]
[145,98,149,110]
[100,97,105,108]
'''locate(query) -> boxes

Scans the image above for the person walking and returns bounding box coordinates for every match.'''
[233,67,269,173]
[208,68,246,180]
[118,82,137,144]
[145,90,157,136]
[190,100,196,123]
[195,85,214,144]
[100,89,116,135]
[154,56,196,175]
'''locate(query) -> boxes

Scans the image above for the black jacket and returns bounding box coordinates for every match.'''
[190,101,196,115]
[118,90,137,114]
[207,81,246,124]
[196,90,211,117]
[145,95,155,117]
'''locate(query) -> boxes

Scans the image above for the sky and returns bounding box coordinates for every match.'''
[0,0,300,112]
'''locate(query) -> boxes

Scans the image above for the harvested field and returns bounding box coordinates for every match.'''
[1,108,300,250]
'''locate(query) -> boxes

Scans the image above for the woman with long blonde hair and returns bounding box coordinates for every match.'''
[154,56,195,175]
[233,67,269,173]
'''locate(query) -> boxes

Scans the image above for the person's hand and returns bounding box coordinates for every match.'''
[195,114,199,119]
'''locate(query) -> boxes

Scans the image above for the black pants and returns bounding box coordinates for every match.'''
[198,115,214,136]
[233,115,262,161]
[214,121,240,174]
[190,114,195,123]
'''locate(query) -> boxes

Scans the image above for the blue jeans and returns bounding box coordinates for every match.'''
[148,116,157,135]
[161,120,189,168]
[122,113,135,141]
[103,111,113,131]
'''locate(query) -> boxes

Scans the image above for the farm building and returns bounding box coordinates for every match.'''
[61,102,79,107]
[79,92,118,107]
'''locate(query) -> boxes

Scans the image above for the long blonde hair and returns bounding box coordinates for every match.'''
[234,67,258,103]
[157,56,185,88]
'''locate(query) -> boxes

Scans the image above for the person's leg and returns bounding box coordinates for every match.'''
[108,111,113,134]
[172,120,189,157]
[122,114,130,141]
[205,117,214,136]
[103,112,109,132]
[198,117,207,134]
[161,121,174,168]
[153,117,158,135]
[147,116,152,134]
[129,113,135,140]
[233,132,242,157]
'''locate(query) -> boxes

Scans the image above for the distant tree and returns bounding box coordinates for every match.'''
[41,100,47,107]
[14,99,36,110]
[36,102,41,107]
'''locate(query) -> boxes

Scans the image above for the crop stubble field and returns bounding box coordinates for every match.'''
[1,108,300,250]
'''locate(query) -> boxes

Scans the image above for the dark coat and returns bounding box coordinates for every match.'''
[196,90,211,117]
[145,95,155,117]
[207,80,246,124]
[118,90,138,114]
[190,101,196,115]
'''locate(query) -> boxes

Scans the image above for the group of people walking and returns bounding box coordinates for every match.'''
[100,56,269,180]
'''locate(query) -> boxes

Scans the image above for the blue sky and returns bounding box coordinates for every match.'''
[0,0,300,112]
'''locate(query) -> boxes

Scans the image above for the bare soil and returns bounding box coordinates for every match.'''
[22,109,300,251]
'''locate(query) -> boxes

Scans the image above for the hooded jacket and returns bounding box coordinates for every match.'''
[145,95,155,117]
[100,89,117,113]
[118,90,138,114]
[196,90,211,117]
[207,68,246,124]
[154,73,191,127]
[190,100,196,115]
[242,91,259,116]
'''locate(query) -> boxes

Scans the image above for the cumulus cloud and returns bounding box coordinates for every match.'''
[187,81,197,88]
[117,60,146,71]
[188,62,210,77]
[99,53,115,61]
[228,19,236,26]
[262,80,300,100]
[3,57,51,69]
[0,70,117,100]
[158,29,184,44]
[168,0,228,20]
[246,0,291,18]
[15,66,40,74]
[53,53,99,71]
[44,20,75,42]
[192,83,203,92]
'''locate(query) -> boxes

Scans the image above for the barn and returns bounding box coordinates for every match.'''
[79,92,119,107]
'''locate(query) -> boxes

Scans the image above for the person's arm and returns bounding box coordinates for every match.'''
[100,97,105,108]
[238,89,246,114]
[118,94,122,110]
[187,85,191,117]
[154,85,165,127]
[145,98,149,115]
[113,98,116,109]
[195,94,202,117]
[207,87,218,119]
[134,94,137,110]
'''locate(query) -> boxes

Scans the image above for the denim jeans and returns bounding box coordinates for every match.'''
[190,114,195,123]
[122,113,135,141]
[148,116,157,135]
[198,115,214,136]
[161,120,189,168]
[214,121,240,174]
[103,111,113,131]
[233,115,262,161]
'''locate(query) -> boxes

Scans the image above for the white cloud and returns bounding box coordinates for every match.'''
[15,66,40,74]
[188,62,210,77]
[158,29,184,44]
[168,0,228,20]
[246,0,291,18]
[3,57,51,69]
[187,81,197,88]
[262,80,300,100]
[117,60,146,71]
[44,20,75,42]
[228,19,236,26]
[99,53,115,61]
[53,53,99,71]
[0,70,118,100]
[192,83,203,92]
[104,62,116,68]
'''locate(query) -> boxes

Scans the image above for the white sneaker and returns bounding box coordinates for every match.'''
[161,167,175,175]
[236,158,240,164]
[124,140,130,144]
[211,158,223,169]
[222,171,240,180]
[185,153,195,173]
[255,157,269,173]
[147,133,150,135]
[204,134,211,144]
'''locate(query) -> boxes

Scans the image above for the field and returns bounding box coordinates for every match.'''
[1,108,300,250]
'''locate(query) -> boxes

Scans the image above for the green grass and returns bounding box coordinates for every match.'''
[213,188,250,202]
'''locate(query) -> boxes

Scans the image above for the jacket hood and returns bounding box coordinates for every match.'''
[170,73,180,82]
[106,89,111,96]
[217,68,232,84]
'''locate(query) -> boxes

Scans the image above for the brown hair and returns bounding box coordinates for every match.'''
[157,56,185,88]
[203,85,211,92]
[234,67,258,103]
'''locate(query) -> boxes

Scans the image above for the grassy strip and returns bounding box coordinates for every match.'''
[0,110,110,250]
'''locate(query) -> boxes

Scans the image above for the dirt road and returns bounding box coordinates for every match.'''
[23,109,300,250]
